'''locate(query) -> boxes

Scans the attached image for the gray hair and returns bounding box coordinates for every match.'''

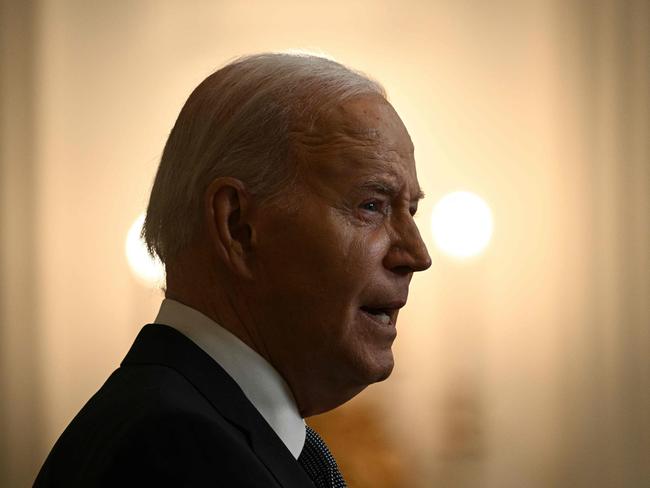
[142,52,386,265]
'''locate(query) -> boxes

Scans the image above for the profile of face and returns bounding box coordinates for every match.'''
[243,95,431,416]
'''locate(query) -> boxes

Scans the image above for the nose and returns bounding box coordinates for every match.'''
[383,213,432,275]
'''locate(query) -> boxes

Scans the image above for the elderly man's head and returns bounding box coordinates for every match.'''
[143,53,431,416]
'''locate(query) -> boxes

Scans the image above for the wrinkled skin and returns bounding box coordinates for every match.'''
[242,96,431,415]
[167,95,431,417]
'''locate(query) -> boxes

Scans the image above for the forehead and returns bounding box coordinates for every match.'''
[296,96,420,194]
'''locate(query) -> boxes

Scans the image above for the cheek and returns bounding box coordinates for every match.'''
[256,208,392,313]
[344,226,391,271]
[256,215,352,296]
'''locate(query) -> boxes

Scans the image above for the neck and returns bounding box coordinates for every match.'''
[164,245,265,359]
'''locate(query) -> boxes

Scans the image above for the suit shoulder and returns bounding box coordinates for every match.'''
[35,364,277,487]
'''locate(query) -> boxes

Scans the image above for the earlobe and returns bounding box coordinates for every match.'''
[204,177,255,279]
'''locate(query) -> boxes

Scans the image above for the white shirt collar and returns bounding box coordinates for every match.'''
[154,298,306,459]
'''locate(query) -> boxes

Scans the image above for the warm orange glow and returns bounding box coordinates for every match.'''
[2,1,647,487]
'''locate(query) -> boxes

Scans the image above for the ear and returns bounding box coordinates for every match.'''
[203,177,255,279]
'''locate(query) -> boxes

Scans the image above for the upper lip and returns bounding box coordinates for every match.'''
[361,300,407,311]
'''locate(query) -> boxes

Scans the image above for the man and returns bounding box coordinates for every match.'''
[34,53,431,487]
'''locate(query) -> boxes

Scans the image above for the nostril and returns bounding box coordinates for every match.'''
[391,265,414,276]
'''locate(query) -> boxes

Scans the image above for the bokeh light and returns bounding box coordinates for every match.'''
[125,213,165,286]
[431,191,494,259]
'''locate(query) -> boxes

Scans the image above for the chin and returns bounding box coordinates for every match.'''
[375,360,394,382]
[371,357,394,383]
[354,349,395,385]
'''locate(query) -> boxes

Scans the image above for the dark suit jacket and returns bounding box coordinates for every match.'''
[34,324,316,487]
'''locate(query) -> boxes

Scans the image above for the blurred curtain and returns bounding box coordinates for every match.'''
[0,1,43,487]
[555,1,649,486]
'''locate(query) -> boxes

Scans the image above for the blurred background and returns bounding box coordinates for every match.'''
[1,0,648,486]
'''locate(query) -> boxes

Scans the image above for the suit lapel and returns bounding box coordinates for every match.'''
[121,324,315,488]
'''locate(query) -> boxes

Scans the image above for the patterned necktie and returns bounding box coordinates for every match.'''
[298,425,347,488]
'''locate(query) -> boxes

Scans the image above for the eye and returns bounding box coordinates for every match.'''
[360,200,385,213]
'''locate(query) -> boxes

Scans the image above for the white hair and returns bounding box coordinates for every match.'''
[142,52,386,264]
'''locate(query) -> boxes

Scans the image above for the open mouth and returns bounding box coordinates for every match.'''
[360,306,393,325]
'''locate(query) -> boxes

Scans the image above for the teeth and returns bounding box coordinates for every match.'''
[361,307,393,325]
[376,313,390,325]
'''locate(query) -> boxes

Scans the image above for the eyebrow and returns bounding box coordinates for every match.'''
[357,180,426,201]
